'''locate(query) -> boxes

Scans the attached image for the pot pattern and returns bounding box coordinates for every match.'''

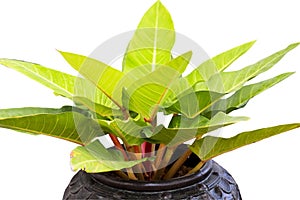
[63,160,242,200]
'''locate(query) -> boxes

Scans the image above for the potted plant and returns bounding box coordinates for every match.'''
[0,1,299,199]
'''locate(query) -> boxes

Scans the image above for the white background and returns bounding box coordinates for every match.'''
[0,0,299,199]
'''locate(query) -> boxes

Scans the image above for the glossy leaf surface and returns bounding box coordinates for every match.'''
[148,112,248,146]
[59,51,124,108]
[0,59,76,98]
[194,43,299,93]
[211,72,294,113]
[190,123,300,161]
[185,41,256,85]
[126,53,191,120]
[122,1,175,72]
[0,107,103,145]
[71,140,150,172]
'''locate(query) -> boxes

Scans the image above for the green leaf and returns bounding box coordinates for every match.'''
[165,91,224,118]
[0,59,76,98]
[211,72,294,113]
[126,53,190,120]
[190,123,300,161]
[97,118,150,145]
[147,112,249,146]
[122,1,175,73]
[71,140,151,173]
[195,43,299,93]
[185,40,256,85]
[73,96,123,117]
[117,51,192,103]
[213,40,256,72]
[165,51,192,73]
[59,51,124,108]
[0,58,115,110]
[0,107,104,145]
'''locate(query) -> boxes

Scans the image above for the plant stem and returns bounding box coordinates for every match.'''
[127,168,138,180]
[115,170,130,180]
[154,144,166,169]
[141,142,153,174]
[127,146,145,181]
[141,116,157,176]
[121,106,130,120]
[153,146,176,180]
[133,146,146,181]
[187,160,205,175]
[134,145,147,173]
[109,134,128,159]
[108,134,139,180]
[163,149,192,180]
[152,144,166,180]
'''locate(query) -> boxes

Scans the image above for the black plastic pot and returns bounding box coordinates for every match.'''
[63,157,241,199]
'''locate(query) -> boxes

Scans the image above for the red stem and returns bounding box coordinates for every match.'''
[141,141,153,175]
[109,134,128,160]
[141,142,152,156]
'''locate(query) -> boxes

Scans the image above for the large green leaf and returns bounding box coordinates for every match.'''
[126,53,191,120]
[0,59,116,112]
[147,112,248,146]
[0,107,104,145]
[59,51,124,108]
[71,140,151,172]
[195,43,299,93]
[210,72,294,114]
[185,41,256,85]
[0,58,76,98]
[122,1,175,73]
[190,123,300,161]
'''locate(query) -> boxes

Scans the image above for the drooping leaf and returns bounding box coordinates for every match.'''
[59,51,124,108]
[185,40,256,85]
[0,107,104,145]
[0,58,76,98]
[71,140,151,172]
[122,1,175,73]
[190,123,300,161]
[210,72,294,114]
[194,43,299,93]
[126,53,191,120]
[0,58,116,110]
[147,112,249,146]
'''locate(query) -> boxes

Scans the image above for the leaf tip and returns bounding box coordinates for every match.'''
[249,40,257,46]
[285,71,296,76]
[179,50,193,63]
[56,49,66,56]
[287,42,300,49]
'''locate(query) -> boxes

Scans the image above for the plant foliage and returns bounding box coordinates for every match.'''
[0,1,299,180]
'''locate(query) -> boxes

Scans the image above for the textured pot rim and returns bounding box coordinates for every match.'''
[90,160,213,192]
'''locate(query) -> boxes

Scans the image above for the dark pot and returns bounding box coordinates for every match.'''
[63,155,241,200]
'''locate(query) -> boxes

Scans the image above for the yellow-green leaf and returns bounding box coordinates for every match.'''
[190,123,300,161]
[0,107,103,145]
[71,140,151,172]
[122,1,175,73]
